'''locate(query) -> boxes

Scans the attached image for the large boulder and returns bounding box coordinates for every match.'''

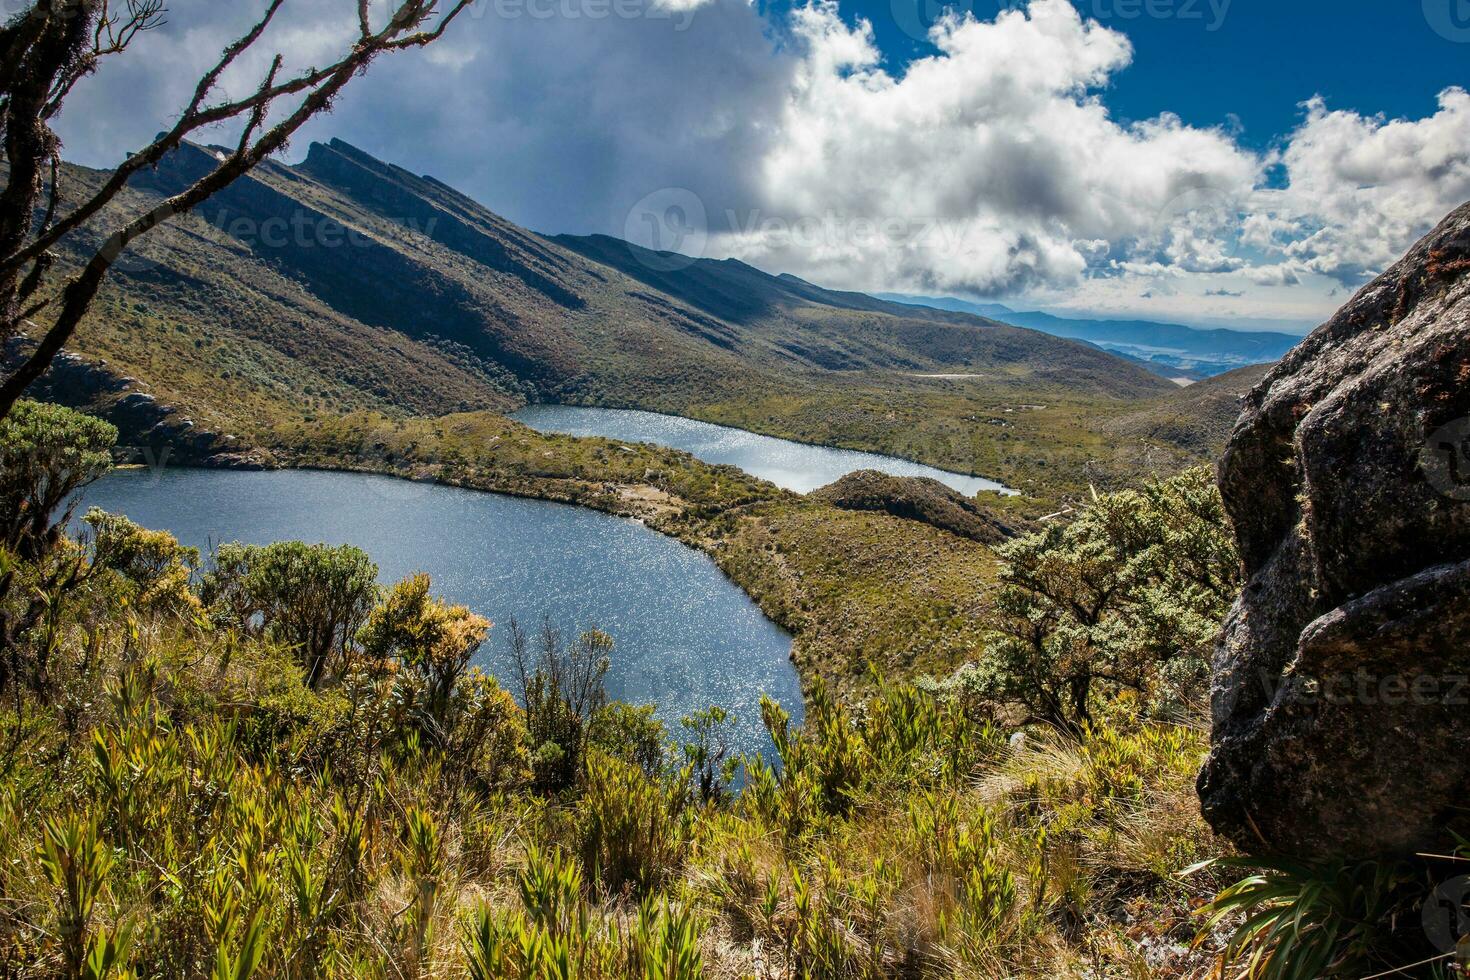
[1198,202,1470,859]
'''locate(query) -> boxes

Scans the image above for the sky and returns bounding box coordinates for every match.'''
[52,0,1470,333]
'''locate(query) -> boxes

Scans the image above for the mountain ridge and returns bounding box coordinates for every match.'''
[27,138,1238,498]
[875,292,1302,377]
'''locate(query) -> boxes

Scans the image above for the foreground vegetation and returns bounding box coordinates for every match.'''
[3,402,1462,978]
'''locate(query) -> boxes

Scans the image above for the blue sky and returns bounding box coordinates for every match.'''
[54,0,1470,333]
[824,0,1467,150]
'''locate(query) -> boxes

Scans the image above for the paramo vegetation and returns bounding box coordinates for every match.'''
[0,402,1457,979]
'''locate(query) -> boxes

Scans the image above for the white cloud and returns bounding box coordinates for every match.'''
[47,0,1470,326]
[1254,88,1470,285]
[715,0,1258,296]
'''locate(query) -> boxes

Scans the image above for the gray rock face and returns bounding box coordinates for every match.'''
[4,339,272,470]
[1198,202,1470,859]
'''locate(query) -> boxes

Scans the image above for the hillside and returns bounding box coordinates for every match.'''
[23,139,1248,499]
[1102,363,1272,456]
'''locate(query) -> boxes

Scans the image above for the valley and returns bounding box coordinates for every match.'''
[32,139,1247,505]
[4,4,1465,977]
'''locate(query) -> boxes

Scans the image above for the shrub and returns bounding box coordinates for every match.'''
[0,402,116,690]
[588,702,666,779]
[1199,857,1429,980]
[507,619,612,794]
[577,750,689,897]
[360,572,491,729]
[83,509,201,618]
[978,466,1238,734]
[679,706,737,805]
[201,541,378,689]
[0,401,116,564]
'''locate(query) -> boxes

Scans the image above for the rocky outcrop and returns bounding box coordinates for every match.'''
[1198,202,1470,859]
[4,339,272,469]
[811,470,1020,544]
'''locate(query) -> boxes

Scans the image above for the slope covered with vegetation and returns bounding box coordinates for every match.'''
[25,139,1256,502]
[0,401,1245,979]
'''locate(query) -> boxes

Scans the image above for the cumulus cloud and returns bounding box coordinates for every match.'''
[48,0,1470,323]
[1251,88,1470,285]
[713,0,1258,295]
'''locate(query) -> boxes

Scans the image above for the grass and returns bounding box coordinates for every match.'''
[0,607,1229,979]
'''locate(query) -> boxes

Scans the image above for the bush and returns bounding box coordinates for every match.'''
[588,702,666,779]
[0,402,116,689]
[83,509,201,617]
[978,466,1237,734]
[507,619,612,794]
[577,750,689,897]
[360,572,490,727]
[201,540,378,689]
[0,401,116,563]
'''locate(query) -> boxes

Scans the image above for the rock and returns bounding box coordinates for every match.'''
[1198,201,1470,859]
[3,338,260,469]
[810,469,1020,544]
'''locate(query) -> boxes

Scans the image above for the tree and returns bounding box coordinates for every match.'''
[977,466,1239,735]
[0,400,114,685]
[0,0,474,421]
[202,540,379,689]
[506,618,612,793]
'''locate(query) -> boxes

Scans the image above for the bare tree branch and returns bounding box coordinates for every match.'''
[0,0,476,420]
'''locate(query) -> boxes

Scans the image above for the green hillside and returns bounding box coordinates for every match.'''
[27,138,1225,500]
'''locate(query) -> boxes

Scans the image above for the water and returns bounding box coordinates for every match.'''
[513,405,1017,496]
[80,467,801,757]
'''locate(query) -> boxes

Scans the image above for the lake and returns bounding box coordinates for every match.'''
[80,467,802,758]
[512,405,1017,496]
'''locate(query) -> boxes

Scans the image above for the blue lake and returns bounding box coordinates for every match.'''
[81,467,801,758]
[512,405,1017,497]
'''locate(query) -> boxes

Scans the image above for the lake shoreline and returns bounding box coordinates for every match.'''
[246,409,1004,701]
[83,466,804,758]
[514,401,1019,497]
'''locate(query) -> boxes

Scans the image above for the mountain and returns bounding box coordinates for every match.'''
[26,139,1226,498]
[1101,363,1271,455]
[875,294,1303,378]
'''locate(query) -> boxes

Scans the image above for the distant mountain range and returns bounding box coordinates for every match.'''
[23,138,1258,496]
[874,294,1304,379]
[44,139,1169,427]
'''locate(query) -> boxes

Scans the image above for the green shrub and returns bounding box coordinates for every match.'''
[588,702,666,779]
[1199,857,1427,980]
[83,509,201,617]
[0,401,116,563]
[507,619,611,793]
[201,541,378,688]
[978,466,1237,734]
[577,751,689,897]
[360,572,491,732]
